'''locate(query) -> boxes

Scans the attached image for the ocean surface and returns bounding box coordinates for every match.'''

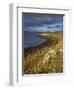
[24,31,47,48]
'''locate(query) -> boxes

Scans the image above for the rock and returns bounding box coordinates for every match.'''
[48,49,56,58]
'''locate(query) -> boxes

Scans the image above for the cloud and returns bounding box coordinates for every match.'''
[24,22,63,32]
[22,13,63,27]
[23,13,63,32]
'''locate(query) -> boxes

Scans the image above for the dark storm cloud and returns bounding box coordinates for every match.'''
[22,13,63,27]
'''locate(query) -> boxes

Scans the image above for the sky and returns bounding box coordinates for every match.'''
[22,13,63,32]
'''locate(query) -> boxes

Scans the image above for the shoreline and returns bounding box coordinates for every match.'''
[24,32,63,74]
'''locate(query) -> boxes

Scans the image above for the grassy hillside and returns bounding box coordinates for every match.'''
[24,32,63,74]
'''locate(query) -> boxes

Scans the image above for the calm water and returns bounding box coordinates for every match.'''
[24,31,47,48]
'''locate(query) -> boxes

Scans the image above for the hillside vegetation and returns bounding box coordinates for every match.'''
[24,32,63,74]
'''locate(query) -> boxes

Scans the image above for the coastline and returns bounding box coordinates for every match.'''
[24,31,63,74]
